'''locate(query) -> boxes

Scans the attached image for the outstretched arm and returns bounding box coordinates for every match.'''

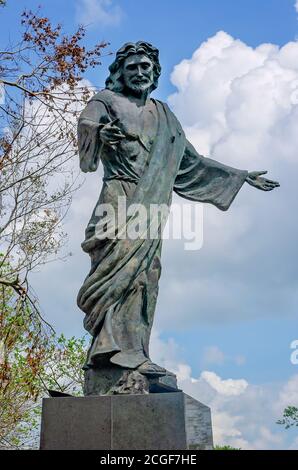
[174,140,248,211]
[174,140,280,210]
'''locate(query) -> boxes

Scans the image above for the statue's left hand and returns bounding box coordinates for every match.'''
[246,171,280,191]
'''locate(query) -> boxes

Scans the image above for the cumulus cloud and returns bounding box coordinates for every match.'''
[150,333,294,449]
[176,364,297,449]
[212,412,247,448]
[169,30,298,170]
[295,1,298,14]
[276,374,298,412]
[201,370,248,396]
[76,0,123,27]
[152,31,298,330]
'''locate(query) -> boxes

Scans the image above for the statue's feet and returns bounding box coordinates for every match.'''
[137,360,168,377]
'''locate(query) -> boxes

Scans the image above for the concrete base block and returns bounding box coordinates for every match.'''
[40,392,213,450]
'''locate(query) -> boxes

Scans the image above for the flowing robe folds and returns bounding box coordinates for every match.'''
[77,89,248,369]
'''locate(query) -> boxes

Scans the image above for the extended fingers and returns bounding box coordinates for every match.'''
[261,181,280,191]
[100,125,126,147]
[262,178,280,187]
[265,179,280,186]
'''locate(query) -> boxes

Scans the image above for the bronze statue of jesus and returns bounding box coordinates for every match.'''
[77,41,279,395]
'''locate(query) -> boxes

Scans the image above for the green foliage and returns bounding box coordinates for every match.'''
[0,324,88,449]
[214,445,241,450]
[277,406,298,429]
[38,333,86,396]
[0,256,88,448]
[0,265,51,448]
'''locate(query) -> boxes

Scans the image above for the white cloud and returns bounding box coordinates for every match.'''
[76,0,123,27]
[149,334,297,449]
[151,30,298,330]
[149,329,184,371]
[169,31,298,166]
[177,366,297,449]
[201,370,248,396]
[150,333,295,449]
[295,1,298,14]
[276,374,298,412]
[212,411,246,447]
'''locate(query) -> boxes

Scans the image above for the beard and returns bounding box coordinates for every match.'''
[125,78,152,95]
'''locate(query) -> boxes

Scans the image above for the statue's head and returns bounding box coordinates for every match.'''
[105,41,161,95]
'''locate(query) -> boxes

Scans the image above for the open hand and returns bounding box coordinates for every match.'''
[99,119,125,149]
[246,171,280,191]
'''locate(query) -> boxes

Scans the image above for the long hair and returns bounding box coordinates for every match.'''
[105,41,161,93]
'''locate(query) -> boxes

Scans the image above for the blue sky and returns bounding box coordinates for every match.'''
[1,0,298,449]
[1,0,298,96]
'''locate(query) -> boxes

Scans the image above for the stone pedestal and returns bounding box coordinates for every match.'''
[40,392,213,450]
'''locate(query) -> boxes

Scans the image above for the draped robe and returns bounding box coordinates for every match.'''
[77,89,248,370]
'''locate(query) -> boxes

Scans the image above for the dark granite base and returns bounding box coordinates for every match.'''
[40,392,213,450]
